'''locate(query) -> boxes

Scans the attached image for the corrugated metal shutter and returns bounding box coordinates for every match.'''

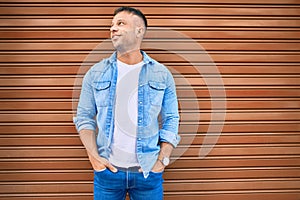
[0,0,299,199]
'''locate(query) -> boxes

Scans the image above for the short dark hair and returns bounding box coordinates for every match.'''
[114,6,148,28]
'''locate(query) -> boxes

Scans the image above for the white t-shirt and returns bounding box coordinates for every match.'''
[109,59,143,168]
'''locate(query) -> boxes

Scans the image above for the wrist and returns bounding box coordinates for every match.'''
[158,156,170,167]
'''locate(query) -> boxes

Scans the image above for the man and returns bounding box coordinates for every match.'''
[73,6,180,200]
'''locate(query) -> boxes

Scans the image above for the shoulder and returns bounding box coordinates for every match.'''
[142,51,170,74]
[87,52,117,73]
[82,57,113,85]
[89,58,110,72]
[149,60,173,80]
[146,60,175,88]
[85,57,113,78]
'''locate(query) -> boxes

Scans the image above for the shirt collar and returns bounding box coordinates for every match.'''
[107,50,154,65]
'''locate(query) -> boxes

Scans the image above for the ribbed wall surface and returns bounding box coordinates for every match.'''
[0,0,299,199]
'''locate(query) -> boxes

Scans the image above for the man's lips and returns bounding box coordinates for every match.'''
[112,35,121,39]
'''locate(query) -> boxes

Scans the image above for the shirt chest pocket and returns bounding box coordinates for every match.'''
[93,81,111,107]
[148,81,166,106]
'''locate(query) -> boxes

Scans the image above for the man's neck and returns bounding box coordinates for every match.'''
[117,49,143,65]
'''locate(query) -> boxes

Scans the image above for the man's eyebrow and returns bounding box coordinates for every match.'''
[111,18,125,26]
[111,18,125,25]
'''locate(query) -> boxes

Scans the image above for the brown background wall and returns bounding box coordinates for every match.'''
[0,0,299,199]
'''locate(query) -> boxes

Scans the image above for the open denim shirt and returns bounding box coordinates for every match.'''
[73,51,180,178]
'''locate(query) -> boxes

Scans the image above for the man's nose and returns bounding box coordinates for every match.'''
[110,25,118,32]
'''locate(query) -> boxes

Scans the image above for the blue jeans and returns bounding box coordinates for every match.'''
[94,168,164,200]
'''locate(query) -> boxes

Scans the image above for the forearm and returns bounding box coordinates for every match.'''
[79,129,99,159]
[79,129,117,172]
[158,142,173,160]
[151,142,174,172]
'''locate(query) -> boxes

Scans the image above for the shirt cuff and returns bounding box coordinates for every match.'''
[73,117,97,132]
[159,129,181,148]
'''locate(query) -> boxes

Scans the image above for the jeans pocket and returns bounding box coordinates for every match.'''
[150,170,164,175]
[148,171,164,187]
[94,168,107,173]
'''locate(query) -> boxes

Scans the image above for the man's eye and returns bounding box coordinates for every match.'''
[118,22,124,26]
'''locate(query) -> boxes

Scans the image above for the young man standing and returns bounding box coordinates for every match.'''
[74,7,180,200]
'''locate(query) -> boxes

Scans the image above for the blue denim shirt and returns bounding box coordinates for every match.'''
[73,51,180,178]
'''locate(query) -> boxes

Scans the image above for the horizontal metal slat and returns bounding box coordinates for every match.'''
[1,30,300,39]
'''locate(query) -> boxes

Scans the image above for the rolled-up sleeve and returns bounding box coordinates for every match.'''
[73,70,97,132]
[159,71,180,147]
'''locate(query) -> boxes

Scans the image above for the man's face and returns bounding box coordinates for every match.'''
[110,11,142,53]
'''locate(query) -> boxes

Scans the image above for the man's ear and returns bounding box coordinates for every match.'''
[136,27,144,38]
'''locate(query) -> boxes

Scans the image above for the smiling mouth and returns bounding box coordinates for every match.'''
[112,35,121,39]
